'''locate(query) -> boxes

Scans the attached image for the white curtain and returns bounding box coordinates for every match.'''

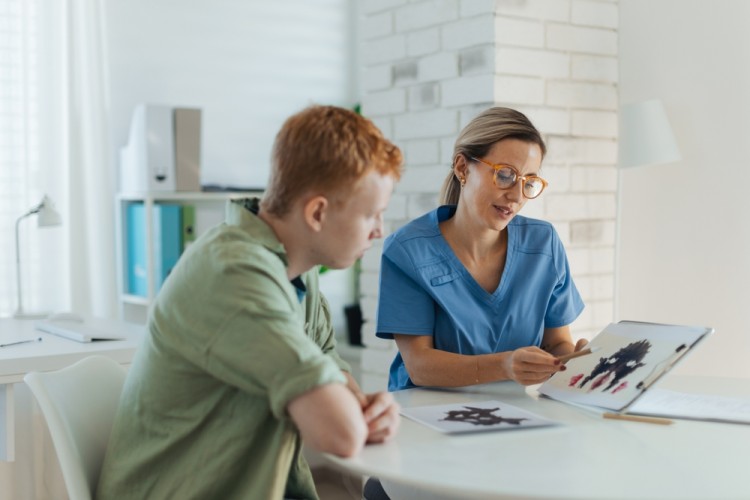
[0,0,114,497]
[65,0,117,317]
[0,0,63,317]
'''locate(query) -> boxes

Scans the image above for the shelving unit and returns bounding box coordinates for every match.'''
[115,191,263,323]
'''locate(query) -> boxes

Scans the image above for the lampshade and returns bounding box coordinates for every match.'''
[36,195,62,227]
[618,99,681,169]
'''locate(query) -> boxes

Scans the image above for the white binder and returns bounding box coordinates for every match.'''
[119,104,176,193]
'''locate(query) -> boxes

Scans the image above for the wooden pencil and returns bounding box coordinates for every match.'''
[603,412,674,425]
[556,346,600,363]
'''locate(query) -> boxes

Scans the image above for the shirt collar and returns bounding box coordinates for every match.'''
[225,197,288,265]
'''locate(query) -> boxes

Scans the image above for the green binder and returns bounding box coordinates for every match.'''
[181,205,196,251]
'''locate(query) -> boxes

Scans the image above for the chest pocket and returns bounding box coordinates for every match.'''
[430,272,460,287]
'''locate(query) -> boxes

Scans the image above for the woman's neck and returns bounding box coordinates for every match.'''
[441,207,506,262]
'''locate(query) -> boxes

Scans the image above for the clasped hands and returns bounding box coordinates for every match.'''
[349,390,400,444]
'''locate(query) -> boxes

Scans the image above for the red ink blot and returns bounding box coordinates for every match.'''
[591,373,610,391]
[612,382,628,394]
[568,374,584,387]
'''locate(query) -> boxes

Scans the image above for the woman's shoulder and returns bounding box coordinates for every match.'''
[511,214,554,230]
[383,207,449,263]
[388,207,446,243]
[510,215,562,248]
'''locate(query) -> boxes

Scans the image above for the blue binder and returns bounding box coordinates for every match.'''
[125,203,147,297]
[153,204,182,290]
[125,202,182,296]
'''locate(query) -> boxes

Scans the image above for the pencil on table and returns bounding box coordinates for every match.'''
[603,412,674,425]
[556,346,601,363]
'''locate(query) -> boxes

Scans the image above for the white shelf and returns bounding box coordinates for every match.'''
[117,191,262,202]
[114,190,263,323]
[121,294,150,306]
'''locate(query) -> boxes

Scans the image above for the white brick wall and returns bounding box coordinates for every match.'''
[417,52,459,82]
[572,110,618,138]
[362,11,393,39]
[572,0,619,29]
[546,24,618,56]
[496,47,570,79]
[494,0,570,22]
[362,64,392,92]
[442,74,494,106]
[494,75,545,105]
[572,54,619,82]
[362,88,406,116]
[393,108,459,139]
[362,35,406,65]
[547,81,618,109]
[404,138,440,165]
[357,0,620,390]
[441,16,494,50]
[459,46,495,75]
[495,17,545,47]
[407,28,440,56]
[394,0,459,32]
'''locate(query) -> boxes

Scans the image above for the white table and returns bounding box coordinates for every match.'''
[324,376,750,500]
[0,317,144,461]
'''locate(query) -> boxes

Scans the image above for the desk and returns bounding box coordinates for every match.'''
[324,376,750,500]
[0,317,144,461]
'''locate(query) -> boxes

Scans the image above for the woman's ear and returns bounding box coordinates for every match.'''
[454,154,469,183]
[303,195,328,232]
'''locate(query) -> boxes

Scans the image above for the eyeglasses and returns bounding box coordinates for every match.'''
[470,156,548,199]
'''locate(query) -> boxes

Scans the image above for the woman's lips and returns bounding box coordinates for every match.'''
[494,205,514,218]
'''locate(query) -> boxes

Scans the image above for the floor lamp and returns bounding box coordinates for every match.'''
[614,99,681,319]
[14,195,63,319]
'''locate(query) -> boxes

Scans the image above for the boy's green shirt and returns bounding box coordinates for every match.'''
[97,199,350,500]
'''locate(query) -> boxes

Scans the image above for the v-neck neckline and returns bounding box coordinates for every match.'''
[434,207,515,304]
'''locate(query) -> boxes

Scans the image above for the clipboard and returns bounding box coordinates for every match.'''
[538,320,713,413]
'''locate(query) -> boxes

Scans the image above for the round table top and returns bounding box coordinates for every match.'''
[324,376,750,500]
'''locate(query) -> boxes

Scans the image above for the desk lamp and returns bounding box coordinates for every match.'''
[614,99,681,318]
[14,195,62,319]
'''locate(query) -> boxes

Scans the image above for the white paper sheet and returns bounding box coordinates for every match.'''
[629,388,750,424]
[400,400,558,434]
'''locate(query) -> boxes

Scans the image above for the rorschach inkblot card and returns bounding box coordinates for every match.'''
[400,400,558,434]
[538,320,712,412]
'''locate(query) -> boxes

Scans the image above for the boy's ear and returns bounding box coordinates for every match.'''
[303,195,328,232]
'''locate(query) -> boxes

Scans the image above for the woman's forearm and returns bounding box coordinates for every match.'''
[405,349,513,387]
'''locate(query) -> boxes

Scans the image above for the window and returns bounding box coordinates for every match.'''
[0,0,65,316]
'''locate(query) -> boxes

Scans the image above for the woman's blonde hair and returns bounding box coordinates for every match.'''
[440,107,546,205]
[262,105,403,216]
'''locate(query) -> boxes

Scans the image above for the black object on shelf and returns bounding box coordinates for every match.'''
[344,303,364,346]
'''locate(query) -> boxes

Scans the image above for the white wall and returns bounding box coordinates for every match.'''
[103,0,358,335]
[618,0,750,378]
[104,0,354,188]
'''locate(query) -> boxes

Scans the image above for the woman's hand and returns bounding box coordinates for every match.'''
[504,346,565,385]
[574,338,589,352]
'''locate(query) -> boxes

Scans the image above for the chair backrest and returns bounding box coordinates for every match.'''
[24,355,127,500]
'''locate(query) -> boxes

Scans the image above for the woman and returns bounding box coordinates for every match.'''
[376,107,586,391]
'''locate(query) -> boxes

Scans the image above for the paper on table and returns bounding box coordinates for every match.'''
[400,399,558,434]
[629,388,750,425]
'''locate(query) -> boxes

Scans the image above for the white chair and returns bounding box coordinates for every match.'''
[24,355,127,500]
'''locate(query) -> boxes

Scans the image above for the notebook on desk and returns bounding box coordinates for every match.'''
[35,318,126,343]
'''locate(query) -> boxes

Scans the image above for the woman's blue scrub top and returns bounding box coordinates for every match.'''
[376,206,584,391]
